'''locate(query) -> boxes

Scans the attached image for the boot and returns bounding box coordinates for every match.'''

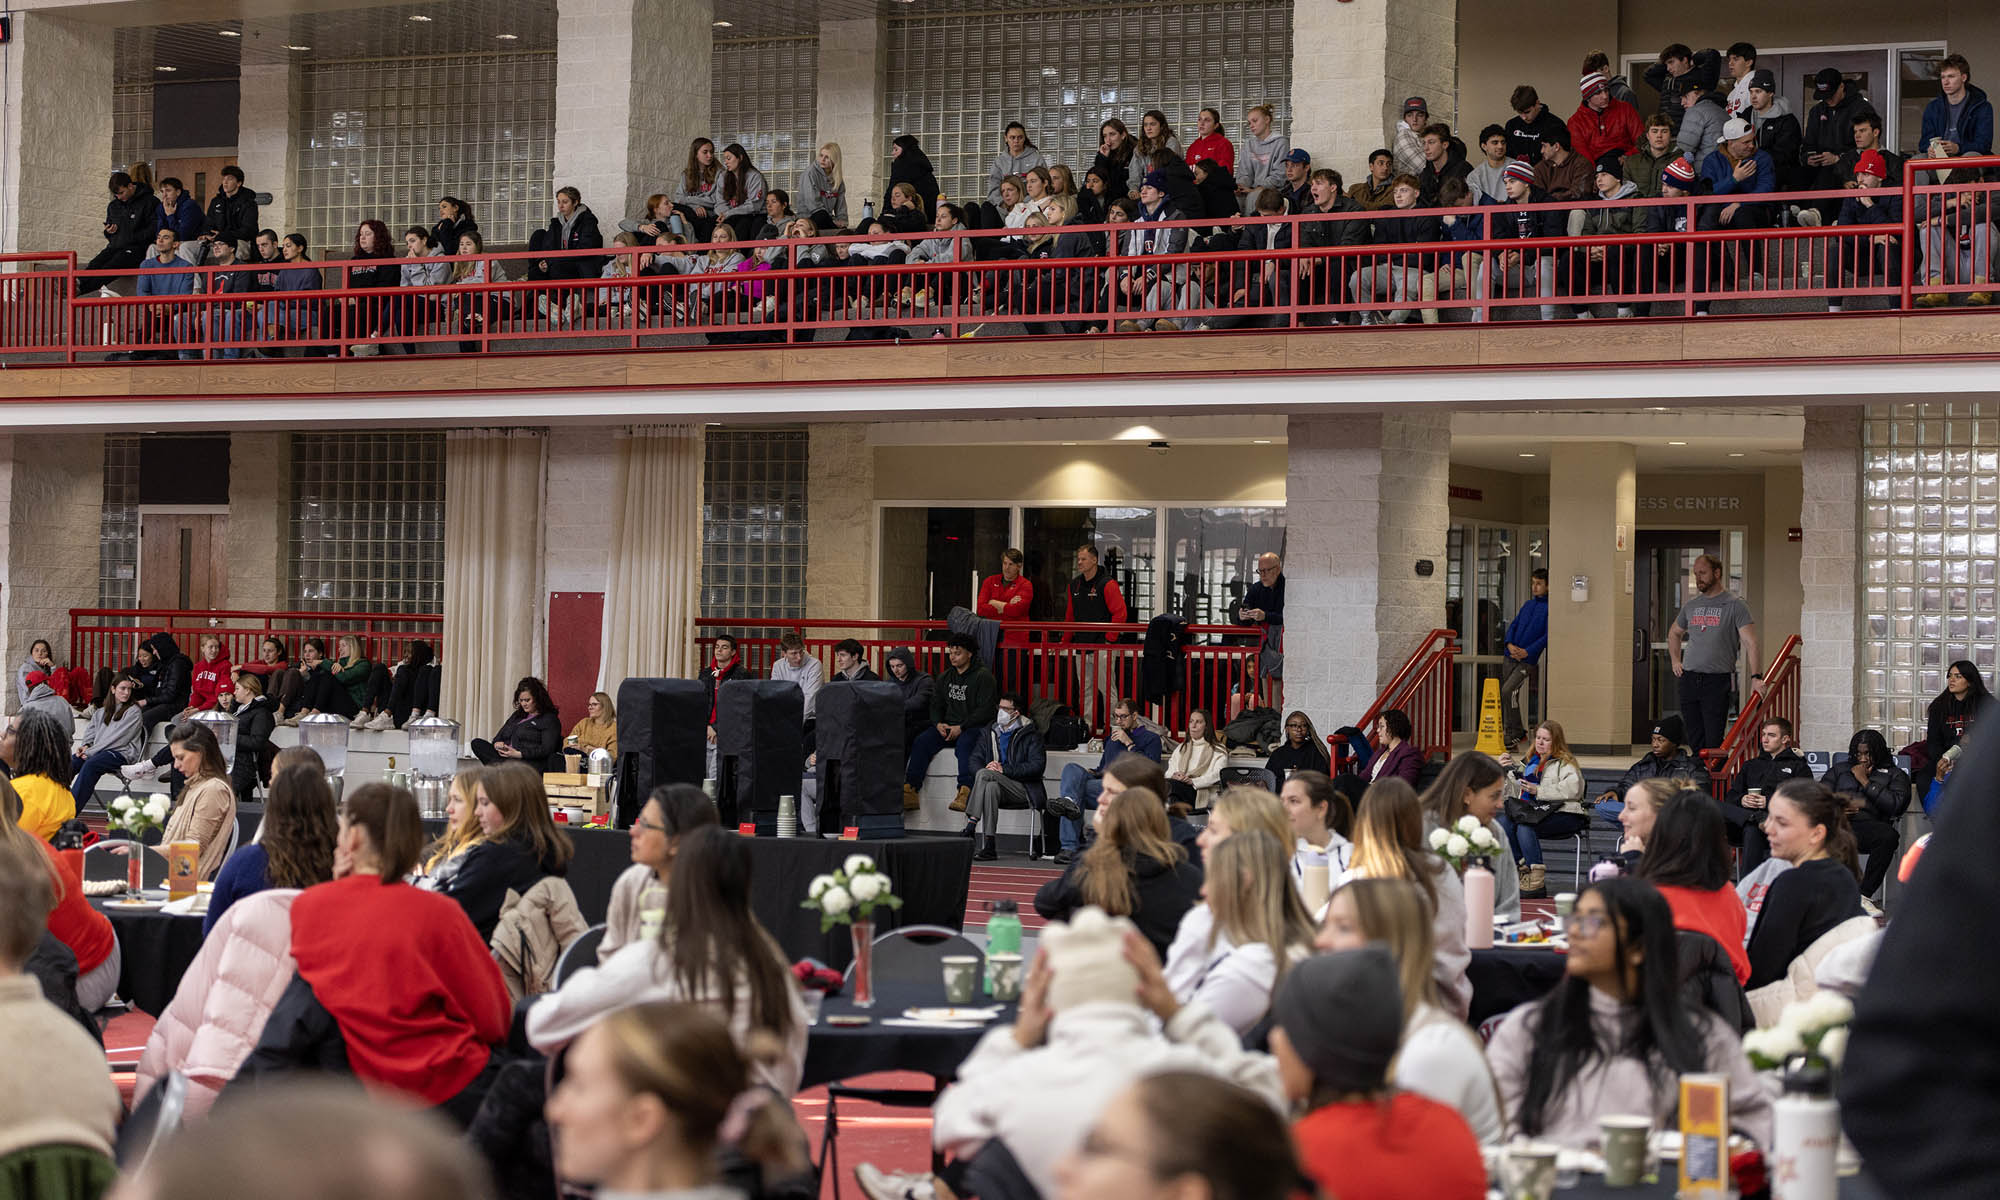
[1521,863,1547,897]
[974,835,998,862]
[950,785,970,812]
[902,783,922,811]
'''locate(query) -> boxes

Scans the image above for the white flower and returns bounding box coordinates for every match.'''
[1470,826,1499,850]
[144,795,169,823]
[807,873,838,900]
[1799,990,1855,1035]
[1747,1023,1805,1063]
[111,794,133,815]
[849,871,887,902]
[1455,814,1481,836]
[819,885,853,916]
[1817,1025,1849,1067]
[844,854,877,878]
[1428,827,1451,850]
[1445,834,1470,858]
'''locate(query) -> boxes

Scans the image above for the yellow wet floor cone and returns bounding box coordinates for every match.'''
[1475,677,1507,756]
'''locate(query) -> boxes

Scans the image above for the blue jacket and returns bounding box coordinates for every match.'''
[1700,149,1775,196]
[1920,84,1994,158]
[158,195,204,241]
[134,251,199,297]
[1505,593,1549,664]
[1097,724,1163,772]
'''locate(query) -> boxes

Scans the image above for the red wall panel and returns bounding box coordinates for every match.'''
[548,591,604,728]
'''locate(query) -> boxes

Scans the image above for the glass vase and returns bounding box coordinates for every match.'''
[849,918,875,1008]
[127,841,144,896]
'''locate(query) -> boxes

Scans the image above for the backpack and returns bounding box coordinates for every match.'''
[1223,706,1282,751]
[1045,708,1090,751]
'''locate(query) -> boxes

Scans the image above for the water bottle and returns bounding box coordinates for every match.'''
[1589,854,1626,883]
[1772,1060,1840,1200]
[861,199,875,223]
[985,899,1022,994]
[1462,856,1495,950]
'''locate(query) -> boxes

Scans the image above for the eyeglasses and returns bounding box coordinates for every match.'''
[1563,912,1610,937]
[1285,722,1309,731]
[634,817,666,834]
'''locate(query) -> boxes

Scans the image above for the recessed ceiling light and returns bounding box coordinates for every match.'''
[1518,452,1537,458]
[1252,439,1272,445]
[284,44,311,50]
[495,32,518,39]
[1061,441,1078,446]
[1728,451,1746,457]
[1668,440,1688,446]
[217,29,241,37]
[1648,406,1670,412]
[408,14,432,22]
[155,65,177,72]
[713,19,732,26]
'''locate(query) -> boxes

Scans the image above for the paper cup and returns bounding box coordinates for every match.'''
[941,955,981,1004]
[1553,892,1578,918]
[1503,1141,1561,1200]
[1599,1115,1652,1187]
[989,953,1024,1002]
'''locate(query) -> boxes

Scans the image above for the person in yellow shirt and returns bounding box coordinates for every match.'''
[11,710,78,840]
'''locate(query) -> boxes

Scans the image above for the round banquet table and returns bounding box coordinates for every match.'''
[801,976,1017,1089]
[1467,943,1569,1027]
[92,894,206,1016]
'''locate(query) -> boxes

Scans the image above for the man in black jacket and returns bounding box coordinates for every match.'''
[1417,124,1473,205]
[1722,716,1811,869]
[1643,44,1722,136]
[82,171,159,292]
[1504,86,1571,163]
[1592,713,1712,822]
[1294,168,1369,325]
[1484,161,1565,321]
[202,165,260,261]
[963,693,1052,861]
[1822,729,1911,897]
[1802,68,1877,222]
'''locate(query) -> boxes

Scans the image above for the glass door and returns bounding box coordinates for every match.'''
[1447,522,1550,733]
[1631,529,1722,743]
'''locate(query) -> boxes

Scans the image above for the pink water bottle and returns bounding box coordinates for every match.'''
[1463,856,1495,949]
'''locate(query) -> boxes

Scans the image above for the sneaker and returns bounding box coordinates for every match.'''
[1915,290,1951,308]
[365,710,397,732]
[854,1164,937,1200]
[119,762,158,783]
[1795,208,1823,227]
[1046,795,1082,821]
[1521,864,1547,895]
[350,711,373,729]
[1053,849,1076,865]
[1615,306,1634,318]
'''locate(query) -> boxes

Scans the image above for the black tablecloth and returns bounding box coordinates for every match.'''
[554,828,634,927]
[1556,1171,1887,1198]
[747,836,976,969]
[1468,944,1568,1026]
[802,976,1015,1089]
[94,897,206,1017]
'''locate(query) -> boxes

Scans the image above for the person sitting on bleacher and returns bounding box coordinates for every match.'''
[1721,716,1811,873]
[1592,713,1710,823]
[1820,728,1910,900]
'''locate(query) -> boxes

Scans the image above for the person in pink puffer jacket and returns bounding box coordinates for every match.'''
[135,888,300,1117]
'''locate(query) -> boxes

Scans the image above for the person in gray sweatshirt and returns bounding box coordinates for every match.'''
[1676,89,1727,169]
[803,143,848,230]
[389,225,450,353]
[986,123,1049,213]
[20,671,75,727]
[716,142,769,239]
[71,672,148,805]
[17,639,59,708]
[672,137,724,241]
[1234,104,1291,210]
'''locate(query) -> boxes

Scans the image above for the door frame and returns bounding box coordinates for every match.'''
[1619,41,1947,150]
[136,505,230,610]
[1630,525,1749,743]
[1446,519,1549,733]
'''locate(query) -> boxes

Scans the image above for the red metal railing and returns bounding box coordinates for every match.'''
[1699,633,1803,800]
[10,162,1997,365]
[1332,628,1462,772]
[693,617,1263,739]
[69,608,442,681]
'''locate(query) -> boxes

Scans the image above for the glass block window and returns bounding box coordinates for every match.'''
[100,436,141,608]
[886,0,1293,205]
[293,53,556,257]
[1860,402,2000,742]
[702,430,808,621]
[288,433,446,614]
[712,38,819,199]
[113,86,153,170]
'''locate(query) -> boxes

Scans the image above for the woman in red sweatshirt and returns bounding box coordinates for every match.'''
[285,782,511,1125]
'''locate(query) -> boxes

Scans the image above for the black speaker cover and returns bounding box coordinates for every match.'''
[716,679,805,828]
[612,678,709,827]
[815,681,907,837]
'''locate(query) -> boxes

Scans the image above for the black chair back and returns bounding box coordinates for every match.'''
[861,923,983,986]
[555,924,608,987]
[1219,766,1277,793]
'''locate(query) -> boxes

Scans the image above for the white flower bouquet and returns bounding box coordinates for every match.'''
[1744,991,1854,1071]
[108,791,170,839]
[801,853,905,933]
[1428,813,1502,873]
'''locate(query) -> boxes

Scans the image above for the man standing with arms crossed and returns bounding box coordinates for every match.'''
[976,548,1034,688]
[1063,544,1127,730]
[1668,554,1760,757]
[1500,568,1549,753]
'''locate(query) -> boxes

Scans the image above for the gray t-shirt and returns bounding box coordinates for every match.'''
[1675,589,1754,674]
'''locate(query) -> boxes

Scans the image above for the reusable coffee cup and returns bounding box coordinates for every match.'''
[941,955,981,1004]
[1599,1115,1652,1187]
[988,953,1025,1002]
[1554,892,1578,918]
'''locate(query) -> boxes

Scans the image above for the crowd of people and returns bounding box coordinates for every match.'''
[77,47,1997,358]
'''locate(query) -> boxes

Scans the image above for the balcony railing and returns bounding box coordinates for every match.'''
[69,608,442,682]
[7,160,1996,366]
[1331,628,1461,773]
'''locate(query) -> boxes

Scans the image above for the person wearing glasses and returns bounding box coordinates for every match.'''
[1240,553,1285,706]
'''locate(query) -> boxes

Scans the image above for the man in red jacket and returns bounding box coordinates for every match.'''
[976,547,1034,688]
[1570,72,1642,164]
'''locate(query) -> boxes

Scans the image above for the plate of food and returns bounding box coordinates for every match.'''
[106,897,165,910]
[903,1007,1004,1023]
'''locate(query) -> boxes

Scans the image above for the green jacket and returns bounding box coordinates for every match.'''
[334,656,373,707]
[930,660,998,728]
[1622,145,1674,198]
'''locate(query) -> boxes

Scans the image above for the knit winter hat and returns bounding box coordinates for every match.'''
[1854,150,1888,181]
[24,670,47,688]
[1662,157,1698,190]
[1040,906,1142,1013]
[1580,72,1609,99]
[1502,159,1537,186]
[1141,170,1168,193]
[1652,713,1687,746]
[1595,150,1625,177]
[1272,947,1403,1094]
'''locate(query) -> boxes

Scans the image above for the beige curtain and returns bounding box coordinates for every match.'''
[598,424,705,689]
[443,428,547,743]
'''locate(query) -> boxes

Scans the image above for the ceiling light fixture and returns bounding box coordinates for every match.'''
[495,32,518,39]
[217,29,241,37]
[1668,440,1688,446]
[1252,438,1272,444]
[285,44,311,50]
[155,65,178,71]
[713,19,732,26]
[1728,451,1746,457]
[1648,406,1670,412]
[1061,441,1078,446]
[1518,452,1536,458]
[408,14,433,22]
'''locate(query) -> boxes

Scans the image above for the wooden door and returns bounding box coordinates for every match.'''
[139,514,230,611]
[153,156,238,212]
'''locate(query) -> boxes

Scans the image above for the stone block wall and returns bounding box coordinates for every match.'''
[1290,0,1457,184]
[237,64,301,236]
[3,432,105,713]
[1799,406,1861,750]
[807,423,874,621]
[545,426,618,596]
[555,0,714,225]
[3,13,113,256]
[226,433,290,612]
[816,18,887,217]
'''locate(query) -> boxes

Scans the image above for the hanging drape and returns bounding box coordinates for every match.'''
[598,424,705,690]
[442,428,548,744]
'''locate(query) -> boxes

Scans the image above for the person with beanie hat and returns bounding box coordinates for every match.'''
[1825,147,1904,312]
[1573,149,1643,318]
[1481,161,1564,321]
[1569,71,1643,164]
[901,908,1284,1200]
[1276,948,1486,1200]
[1593,713,1711,822]
[1643,156,1709,315]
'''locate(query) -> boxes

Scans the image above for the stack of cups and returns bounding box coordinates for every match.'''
[777,794,798,838]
